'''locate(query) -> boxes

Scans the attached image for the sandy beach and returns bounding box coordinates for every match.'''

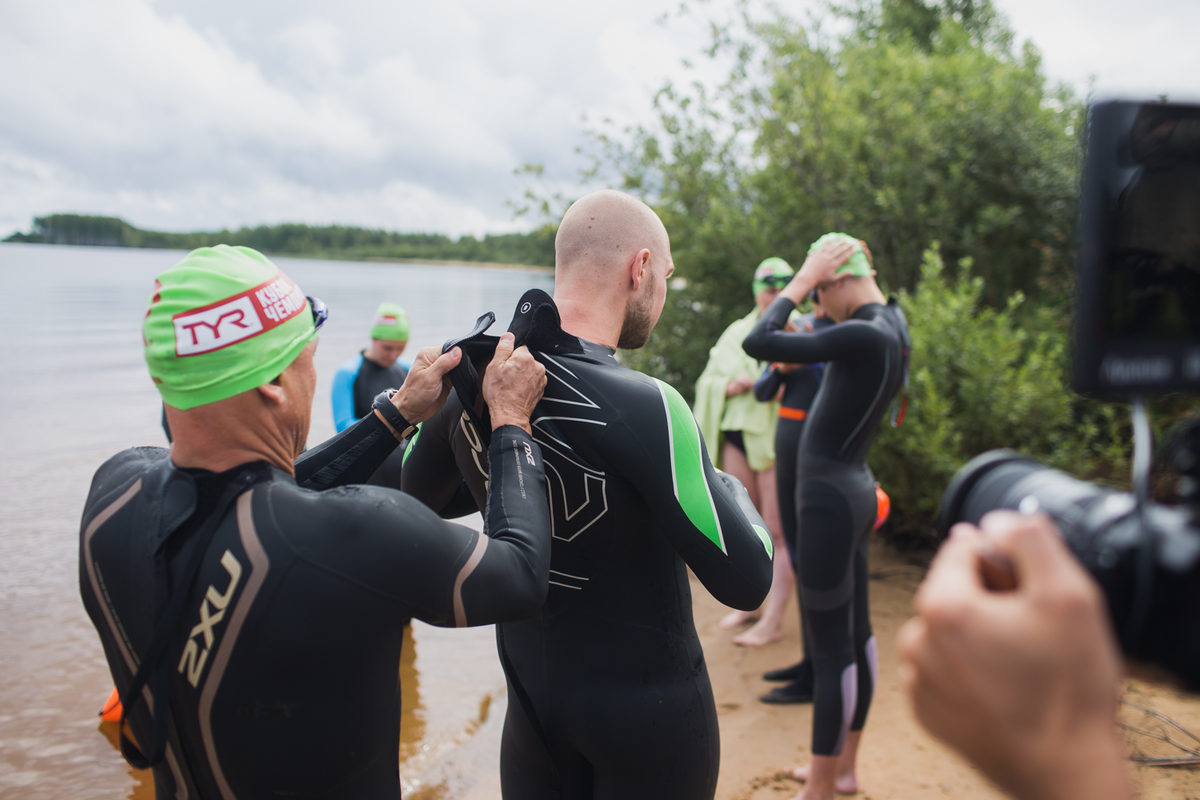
[695,537,1200,800]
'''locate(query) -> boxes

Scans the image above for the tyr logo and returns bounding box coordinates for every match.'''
[178,550,243,688]
[173,297,263,356]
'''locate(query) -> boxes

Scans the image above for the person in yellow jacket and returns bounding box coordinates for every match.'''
[693,257,794,645]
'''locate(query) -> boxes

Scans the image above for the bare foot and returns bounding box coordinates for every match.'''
[792,765,859,795]
[732,619,782,646]
[719,609,760,630]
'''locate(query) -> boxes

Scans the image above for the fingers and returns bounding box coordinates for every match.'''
[422,345,463,380]
[913,524,987,616]
[482,334,546,433]
[490,331,516,369]
[389,345,461,424]
[977,511,1086,593]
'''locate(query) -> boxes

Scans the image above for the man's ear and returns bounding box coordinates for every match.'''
[629,248,650,288]
[256,382,286,406]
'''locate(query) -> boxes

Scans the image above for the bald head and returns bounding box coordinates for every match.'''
[555,190,670,278]
[552,190,675,350]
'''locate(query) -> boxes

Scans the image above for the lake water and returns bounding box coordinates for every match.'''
[0,242,554,799]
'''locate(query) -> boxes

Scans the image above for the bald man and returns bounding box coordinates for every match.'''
[402,189,774,799]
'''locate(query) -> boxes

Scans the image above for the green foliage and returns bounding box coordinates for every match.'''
[872,246,1130,546]
[5,215,557,268]
[578,0,1085,404]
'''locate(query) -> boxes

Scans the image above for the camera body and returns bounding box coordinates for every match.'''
[939,98,1200,688]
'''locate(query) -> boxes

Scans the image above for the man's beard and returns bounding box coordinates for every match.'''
[617,295,654,350]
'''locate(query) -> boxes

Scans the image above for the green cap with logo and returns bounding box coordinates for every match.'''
[752,256,794,296]
[143,245,320,410]
[808,232,872,277]
[370,302,410,342]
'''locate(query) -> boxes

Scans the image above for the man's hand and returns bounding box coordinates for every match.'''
[482,332,546,435]
[779,239,857,305]
[897,512,1133,800]
[390,345,462,424]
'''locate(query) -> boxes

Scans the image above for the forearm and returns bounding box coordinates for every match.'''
[457,425,551,623]
[742,296,801,361]
[295,399,407,490]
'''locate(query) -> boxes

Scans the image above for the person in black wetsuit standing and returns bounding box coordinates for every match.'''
[743,233,910,800]
[402,189,774,800]
[754,297,835,704]
[79,244,551,799]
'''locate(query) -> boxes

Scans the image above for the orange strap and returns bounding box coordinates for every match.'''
[778,407,808,421]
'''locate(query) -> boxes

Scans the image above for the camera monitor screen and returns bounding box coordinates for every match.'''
[1074,99,1200,395]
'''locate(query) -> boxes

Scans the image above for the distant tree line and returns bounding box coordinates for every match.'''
[4,213,557,268]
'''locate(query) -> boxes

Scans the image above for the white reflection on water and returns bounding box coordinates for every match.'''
[0,243,550,799]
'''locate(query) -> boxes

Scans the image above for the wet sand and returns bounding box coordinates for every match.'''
[697,537,1200,800]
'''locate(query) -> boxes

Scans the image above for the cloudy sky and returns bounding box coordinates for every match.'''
[2,0,1197,240]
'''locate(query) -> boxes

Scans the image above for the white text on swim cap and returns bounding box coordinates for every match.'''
[172,272,306,356]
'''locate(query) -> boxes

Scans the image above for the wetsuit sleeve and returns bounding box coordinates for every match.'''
[309,426,550,627]
[614,379,774,610]
[330,358,359,433]
[743,296,877,364]
[294,408,405,490]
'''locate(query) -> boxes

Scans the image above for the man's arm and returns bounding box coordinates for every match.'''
[296,346,463,490]
[620,378,774,611]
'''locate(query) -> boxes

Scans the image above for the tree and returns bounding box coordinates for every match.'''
[582,0,1084,402]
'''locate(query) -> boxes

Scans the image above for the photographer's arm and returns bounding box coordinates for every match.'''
[897,512,1135,800]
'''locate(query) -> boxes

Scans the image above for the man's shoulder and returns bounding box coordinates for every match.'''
[84,447,170,522]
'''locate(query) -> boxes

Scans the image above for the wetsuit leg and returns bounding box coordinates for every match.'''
[796,467,876,755]
[850,531,876,733]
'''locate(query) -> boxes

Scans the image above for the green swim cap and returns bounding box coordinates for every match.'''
[369,302,410,341]
[752,256,794,295]
[808,232,871,277]
[143,245,320,410]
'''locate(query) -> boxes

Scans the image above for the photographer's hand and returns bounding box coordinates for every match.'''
[897,512,1135,800]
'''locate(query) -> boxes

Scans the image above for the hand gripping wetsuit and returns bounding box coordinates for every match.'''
[79,404,550,800]
[743,296,909,756]
[402,290,774,800]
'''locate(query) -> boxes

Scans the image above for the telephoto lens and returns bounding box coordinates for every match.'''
[940,449,1200,690]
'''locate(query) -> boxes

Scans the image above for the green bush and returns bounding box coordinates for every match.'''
[872,245,1129,549]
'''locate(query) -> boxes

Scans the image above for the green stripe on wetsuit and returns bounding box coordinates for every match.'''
[655,379,726,554]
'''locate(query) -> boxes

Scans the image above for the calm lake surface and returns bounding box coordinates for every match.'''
[0,242,554,799]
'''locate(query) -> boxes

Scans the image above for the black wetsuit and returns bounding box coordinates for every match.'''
[402,291,774,800]
[743,296,909,756]
[79,407,550,799]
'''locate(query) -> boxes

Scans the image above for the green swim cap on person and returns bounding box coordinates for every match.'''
[143,244,322,410]
[808,232,872,277]
[752,256,794,295]
[369,302,410,341]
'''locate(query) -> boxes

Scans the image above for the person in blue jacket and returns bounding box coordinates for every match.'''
[332,302,412,432]
[331,302,411,484]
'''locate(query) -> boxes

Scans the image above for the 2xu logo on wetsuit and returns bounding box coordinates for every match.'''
[178,550,243,688]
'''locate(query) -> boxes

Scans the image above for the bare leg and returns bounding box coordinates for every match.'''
[718,441,763,629]
[734,467,791,646]
[792,731,862,797]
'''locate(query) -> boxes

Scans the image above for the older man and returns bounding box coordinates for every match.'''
[79,244,549,799]
[402,190,774,799]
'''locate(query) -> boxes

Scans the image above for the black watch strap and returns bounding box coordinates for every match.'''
[372,389,418,441]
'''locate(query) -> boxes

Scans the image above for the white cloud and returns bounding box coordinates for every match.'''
[1,0,1198,241]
